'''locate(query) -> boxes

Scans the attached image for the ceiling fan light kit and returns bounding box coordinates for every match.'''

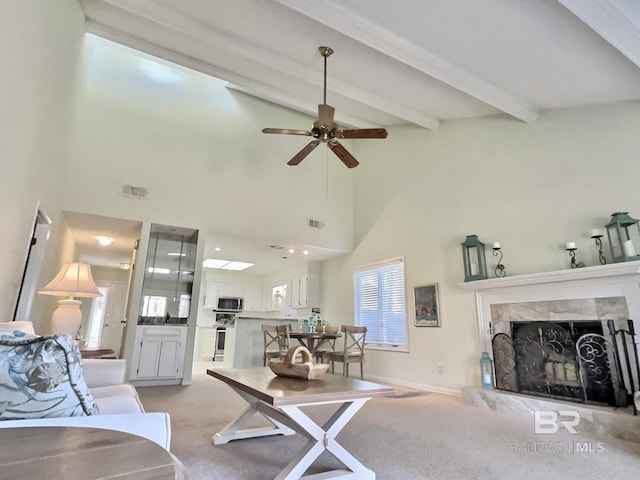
[262,46,388,168]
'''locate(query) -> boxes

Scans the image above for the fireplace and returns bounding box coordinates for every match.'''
[492,319,635,407]
[460,262,640,414]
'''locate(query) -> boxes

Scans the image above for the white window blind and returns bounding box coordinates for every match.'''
[354,257,407,348]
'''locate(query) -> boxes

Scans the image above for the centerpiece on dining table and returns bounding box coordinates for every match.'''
[269,346,329,380]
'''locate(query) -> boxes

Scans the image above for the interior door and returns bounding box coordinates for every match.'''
[100,281,127,356]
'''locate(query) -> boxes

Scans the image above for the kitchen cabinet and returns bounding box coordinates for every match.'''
[218,282,243,297]
[204,282,217,308]
[288,274,319,308]
[205,276,318,312]
[204,282,244,308]
[197,326,217,360]
[131,326,187,379]
[242,285,262,311]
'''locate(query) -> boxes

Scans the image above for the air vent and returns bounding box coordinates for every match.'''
[268,245,285,250]
[122,185,148,198]
[307,218,325,229]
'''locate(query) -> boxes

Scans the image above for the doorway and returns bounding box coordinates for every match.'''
[63,211,142,356]
[85,281,128,357]
[13,208,51,322]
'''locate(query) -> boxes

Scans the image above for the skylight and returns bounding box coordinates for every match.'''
[203,258,254,271]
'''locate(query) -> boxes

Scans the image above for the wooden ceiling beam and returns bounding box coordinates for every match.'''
[274,0,539,123]
[558,0,640,69]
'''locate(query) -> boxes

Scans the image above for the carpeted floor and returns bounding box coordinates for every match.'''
[137,362,640,479]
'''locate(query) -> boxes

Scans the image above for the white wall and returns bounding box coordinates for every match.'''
[322,102,640,393]
[0,0,85,325]
[66,37,354,255]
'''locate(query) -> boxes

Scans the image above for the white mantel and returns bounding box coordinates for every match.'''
[459,261,640,350]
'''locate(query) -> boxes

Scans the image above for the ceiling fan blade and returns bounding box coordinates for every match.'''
[337,128,388,139]
[287,140,321,166]
[318,104,335,126]
[262,128,312,136]
[328,140,359,168]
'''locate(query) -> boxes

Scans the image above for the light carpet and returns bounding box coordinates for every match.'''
[136,362,640,479]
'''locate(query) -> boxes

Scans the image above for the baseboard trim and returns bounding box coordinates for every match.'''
[365,373,461,397]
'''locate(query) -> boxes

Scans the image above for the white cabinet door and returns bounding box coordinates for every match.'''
[157,337,181,377]
[298,275,308,307]
[132,326,187,379]
[289,277,300,308]
[136,337,162,378]
[286,274,319,308]
[199,327,216,359]
[204,282,218,308]
[218,283,243,297]
[242,285,262,311]
[204,282,244,308]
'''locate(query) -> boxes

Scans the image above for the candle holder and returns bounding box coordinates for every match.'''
[590,232,607,265]
[565,245,585,269]
[492,245,506,278]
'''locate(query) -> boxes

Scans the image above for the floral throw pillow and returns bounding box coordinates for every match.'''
[0,332,98,420]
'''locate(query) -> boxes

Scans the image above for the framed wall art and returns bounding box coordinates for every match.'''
[413,283,440,327]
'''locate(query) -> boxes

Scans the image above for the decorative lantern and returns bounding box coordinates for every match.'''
[461,235,488,282]
[479,351,495,389]
[605,212,640,263]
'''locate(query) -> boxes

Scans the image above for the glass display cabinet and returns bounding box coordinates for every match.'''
[137,223,198,325]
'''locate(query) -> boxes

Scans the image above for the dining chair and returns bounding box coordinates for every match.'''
[262,324,292,365]
[326,325,367,379]
[313,336,337,364]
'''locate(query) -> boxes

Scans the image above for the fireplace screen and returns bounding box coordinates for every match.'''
[492,320,630,407]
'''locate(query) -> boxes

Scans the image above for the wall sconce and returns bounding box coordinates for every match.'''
[589,229,607,265]
[39,262,102,337]
[461,235,487,282]
[605,212,640,263]
[491,242,506,278]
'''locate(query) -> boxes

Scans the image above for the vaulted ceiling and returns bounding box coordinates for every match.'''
[81,0,640,130]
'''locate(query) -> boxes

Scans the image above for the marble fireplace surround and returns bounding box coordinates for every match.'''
[459,261,640,442]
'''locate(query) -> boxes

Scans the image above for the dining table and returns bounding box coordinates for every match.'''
[289,331,341,359]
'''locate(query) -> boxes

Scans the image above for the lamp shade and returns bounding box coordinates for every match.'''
[39,262,102,298]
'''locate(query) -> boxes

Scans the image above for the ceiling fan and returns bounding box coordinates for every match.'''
[262,46,388,168]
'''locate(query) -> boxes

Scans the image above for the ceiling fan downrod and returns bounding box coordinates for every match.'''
[319,46,333,105]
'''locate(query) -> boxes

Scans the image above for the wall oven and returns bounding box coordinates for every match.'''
[213,313,235,362]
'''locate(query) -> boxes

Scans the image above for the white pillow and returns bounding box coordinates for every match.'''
[0,321,36,335]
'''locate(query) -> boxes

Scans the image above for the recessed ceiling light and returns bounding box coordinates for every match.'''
[96,236,114,246]
[214,247,221,251]
[303,250,309,255]
[119,262,131,270]
[288,248,295,254]
[166,252,186,257]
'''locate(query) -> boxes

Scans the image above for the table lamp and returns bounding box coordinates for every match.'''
[39,262,102,337]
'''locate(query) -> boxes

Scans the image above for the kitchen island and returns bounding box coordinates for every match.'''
[233,317,298,368]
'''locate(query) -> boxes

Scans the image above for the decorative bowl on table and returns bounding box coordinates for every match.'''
[317,325,339,334]
[269,346,329,380]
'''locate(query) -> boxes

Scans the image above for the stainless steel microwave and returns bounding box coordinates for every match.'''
[216,296,244,312]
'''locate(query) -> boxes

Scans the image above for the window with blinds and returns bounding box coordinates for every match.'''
[353,257,408,350]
